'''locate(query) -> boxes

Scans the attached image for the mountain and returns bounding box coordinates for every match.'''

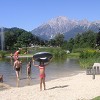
[31,16,100,40]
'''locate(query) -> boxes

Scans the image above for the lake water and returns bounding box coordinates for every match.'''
[0,57,83,87]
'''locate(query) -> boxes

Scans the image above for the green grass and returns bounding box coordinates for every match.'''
[6,47,67,58]
[67,53,80,58]
[92,96,100,100]
[79,57,100,68]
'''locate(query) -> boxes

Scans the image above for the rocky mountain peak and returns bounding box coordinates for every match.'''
[47,16,69,27]
[31,16,100,40]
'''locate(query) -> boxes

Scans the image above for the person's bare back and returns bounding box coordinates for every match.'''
[14,60,20,68]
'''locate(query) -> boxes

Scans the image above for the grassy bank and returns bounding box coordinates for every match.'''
[67,53,80,58]
[79,49,100,68]
[92,96,100,100]
[6,47,67,59]
[79,57,100,68]
[0,51,7,58]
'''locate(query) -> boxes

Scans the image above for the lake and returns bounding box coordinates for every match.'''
[0,57,83,87]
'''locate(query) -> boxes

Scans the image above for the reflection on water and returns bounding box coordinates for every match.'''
[0,57,82,87]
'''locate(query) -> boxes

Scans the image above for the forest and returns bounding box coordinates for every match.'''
[3,28,100,52]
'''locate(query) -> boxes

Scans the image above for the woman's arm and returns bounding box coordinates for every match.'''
[45,58,52,66]
[32,59,39,67]
[45,62,50,66]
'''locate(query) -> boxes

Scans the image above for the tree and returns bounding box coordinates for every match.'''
[4,28,42,50]
[17,32,33,52]
[17,32,33,47]
[5,30,20,50]
[73,33,81,48]
[61,40,67,50]
[54,33,64,47]
[73,30,96,49]
[80,30,96,48]
[96,29,100,46]
[66,38,74,52]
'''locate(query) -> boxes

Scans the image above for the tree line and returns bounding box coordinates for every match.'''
[3,27,100,52]
[49,30,100,52]
[4,28,45,50]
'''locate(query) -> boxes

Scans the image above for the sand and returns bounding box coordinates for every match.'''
[0,71,100,100]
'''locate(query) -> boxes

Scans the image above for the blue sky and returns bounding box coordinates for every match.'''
[0,0,100,31]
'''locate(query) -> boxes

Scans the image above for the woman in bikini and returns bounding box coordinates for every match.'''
[33,59,51,91]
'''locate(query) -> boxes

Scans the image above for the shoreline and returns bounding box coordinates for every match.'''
[1,57,82,88]
[0,83,11,90]
[6,55,33,58]
[0,71,100,100]
[1,70,84,88]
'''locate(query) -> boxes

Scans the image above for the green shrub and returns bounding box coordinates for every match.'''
[32,47,67,58]
[79,49,100,58]
[0,51,7,58]
[79,49,100,68]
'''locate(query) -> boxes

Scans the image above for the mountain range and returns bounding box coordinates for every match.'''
[31,16,100,40]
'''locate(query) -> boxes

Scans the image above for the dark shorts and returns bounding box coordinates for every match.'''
[16,68,20,71]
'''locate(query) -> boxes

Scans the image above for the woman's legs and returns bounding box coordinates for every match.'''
[40,78,42,91]
[40,78,46,91]
[40,74,46,91]
[43,78,46,90]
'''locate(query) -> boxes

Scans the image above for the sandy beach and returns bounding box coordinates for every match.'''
[0,71,100,100]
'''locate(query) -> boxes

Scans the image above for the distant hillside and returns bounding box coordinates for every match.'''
[31,16,100,40]
[0,27,26,33]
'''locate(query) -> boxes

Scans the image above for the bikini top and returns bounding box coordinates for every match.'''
[39,65,45,69]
